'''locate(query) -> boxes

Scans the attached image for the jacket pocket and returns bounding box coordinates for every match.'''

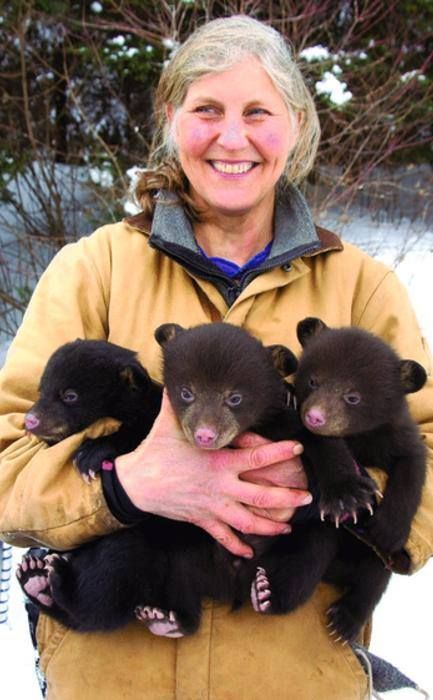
[36,612,71,676]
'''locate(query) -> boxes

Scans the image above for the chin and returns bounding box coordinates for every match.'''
[203,195,268,218]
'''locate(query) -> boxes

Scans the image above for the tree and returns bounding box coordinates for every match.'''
[0,0,432,337]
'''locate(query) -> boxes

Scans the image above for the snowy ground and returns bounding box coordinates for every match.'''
[0,212,432,698]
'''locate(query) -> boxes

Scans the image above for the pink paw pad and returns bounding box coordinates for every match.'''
[134,605,185,638]
[251,566,272,613]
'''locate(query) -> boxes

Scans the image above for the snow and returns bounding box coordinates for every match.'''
[299,45,331,62]
[315,70,353,105]
[1,211,433,698]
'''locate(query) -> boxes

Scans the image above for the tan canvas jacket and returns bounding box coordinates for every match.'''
[0,208,432,699]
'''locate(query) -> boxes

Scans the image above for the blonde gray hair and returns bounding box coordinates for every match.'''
[134,15,320,218]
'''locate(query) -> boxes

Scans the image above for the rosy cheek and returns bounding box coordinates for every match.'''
[178,121,216,156]
[263,130,288,153]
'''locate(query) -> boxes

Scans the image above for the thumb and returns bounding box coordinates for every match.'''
[147,389,184,439]
[232,431,271,449]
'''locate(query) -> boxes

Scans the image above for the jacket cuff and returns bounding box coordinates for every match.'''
[101,464,149,525]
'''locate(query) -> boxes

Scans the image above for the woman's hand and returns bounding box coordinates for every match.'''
[234,431,308,523]
[115,391,311,558]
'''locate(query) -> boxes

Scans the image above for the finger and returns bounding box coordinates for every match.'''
[201,520,254,558]
[215,502,293,537]
[248,506,296,522]
[229,478,312,510]
[240,459,307,488]
[222,440,304,473]
[231,432,271,448]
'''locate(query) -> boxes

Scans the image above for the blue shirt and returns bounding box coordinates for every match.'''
[198,241,273,278]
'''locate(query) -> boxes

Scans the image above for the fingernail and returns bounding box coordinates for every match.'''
[282,525,291,534]
[293,443,304,456]
[300,493,313,505]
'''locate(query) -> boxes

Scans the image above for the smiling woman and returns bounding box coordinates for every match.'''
[1,13,433,700]
[136,16,320,216]
[168,57,300,259]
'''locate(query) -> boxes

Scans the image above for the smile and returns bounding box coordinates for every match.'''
[209,161,257,175]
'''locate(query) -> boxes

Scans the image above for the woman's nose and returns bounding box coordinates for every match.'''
[216,118,249,150]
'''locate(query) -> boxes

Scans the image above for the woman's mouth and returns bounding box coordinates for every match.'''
[209,160,257,175]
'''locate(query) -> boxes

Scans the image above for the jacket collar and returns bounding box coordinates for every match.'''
[125,185,343,302]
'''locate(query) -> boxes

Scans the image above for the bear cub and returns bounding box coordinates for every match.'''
[276,317,427,641]
[24,339,163,480]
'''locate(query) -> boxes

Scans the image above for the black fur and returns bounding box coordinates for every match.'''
[24,339,162,478]
[280,318,426,640]
[19,325,298,634]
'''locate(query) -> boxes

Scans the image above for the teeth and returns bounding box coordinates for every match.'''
[211,161,254,174]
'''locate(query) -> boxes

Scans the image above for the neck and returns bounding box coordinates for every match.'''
[193,197,275,266]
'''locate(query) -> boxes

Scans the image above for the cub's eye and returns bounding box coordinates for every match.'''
[226,393,242,407]
[61,389,78,404]
[309,377,319,389]
[344,392,361,405]
[180,387,195,403]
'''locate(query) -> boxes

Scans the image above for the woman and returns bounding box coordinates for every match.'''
[0,15,432,700]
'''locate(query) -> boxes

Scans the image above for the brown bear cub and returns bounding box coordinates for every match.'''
[17,320,426,642]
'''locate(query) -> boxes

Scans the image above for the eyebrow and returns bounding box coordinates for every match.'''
[187,95,270,109]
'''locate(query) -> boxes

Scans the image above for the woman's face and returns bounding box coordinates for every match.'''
[168,56,300,218]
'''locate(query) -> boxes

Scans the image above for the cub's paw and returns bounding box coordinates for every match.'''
[73,438,116,483]
[16,553,67,611]
[363,510,408,555]
[251,566,272,613]
[326,601,362,644]
[319,474,378,527]
[135,606,185,638]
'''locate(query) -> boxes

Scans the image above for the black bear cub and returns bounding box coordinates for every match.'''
[24,339,163,480]
[17,320,427,643]
[18,323,298,637]
[282,317,426,640]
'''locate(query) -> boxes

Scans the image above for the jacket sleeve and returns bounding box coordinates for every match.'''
[0,229,124,549]
[353,266,433,573]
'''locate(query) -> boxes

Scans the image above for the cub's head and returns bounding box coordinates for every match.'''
[24,339,151,443]
[294,317,427,437]
[155,322,297,449]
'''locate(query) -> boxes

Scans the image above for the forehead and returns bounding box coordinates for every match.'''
[182,56,287,108]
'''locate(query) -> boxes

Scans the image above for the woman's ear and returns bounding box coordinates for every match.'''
[166,103,175,123]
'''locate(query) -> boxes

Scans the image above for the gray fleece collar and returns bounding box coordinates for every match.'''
[150,184,320,262]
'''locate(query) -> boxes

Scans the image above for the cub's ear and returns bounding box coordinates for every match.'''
[297,317,328,347]
[268,345,298,377]
[119,363,152,391]
[154,323,185,346]
[400,360,427,394]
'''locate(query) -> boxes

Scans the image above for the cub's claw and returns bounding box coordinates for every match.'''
[135,605,185,638]
[319,474,378,527]
[251,566,272,613]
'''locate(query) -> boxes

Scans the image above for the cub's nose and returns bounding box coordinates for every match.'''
[194,427,217,448]
[25,412,40,432]
[304,408,326,428]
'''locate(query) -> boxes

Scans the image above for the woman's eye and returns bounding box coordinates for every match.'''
[226,393,242,407]
[194,105,219,116]
[344,392,361,406]
[180,387,195,403]
[245,107,270,119]
[61,389,78,404]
